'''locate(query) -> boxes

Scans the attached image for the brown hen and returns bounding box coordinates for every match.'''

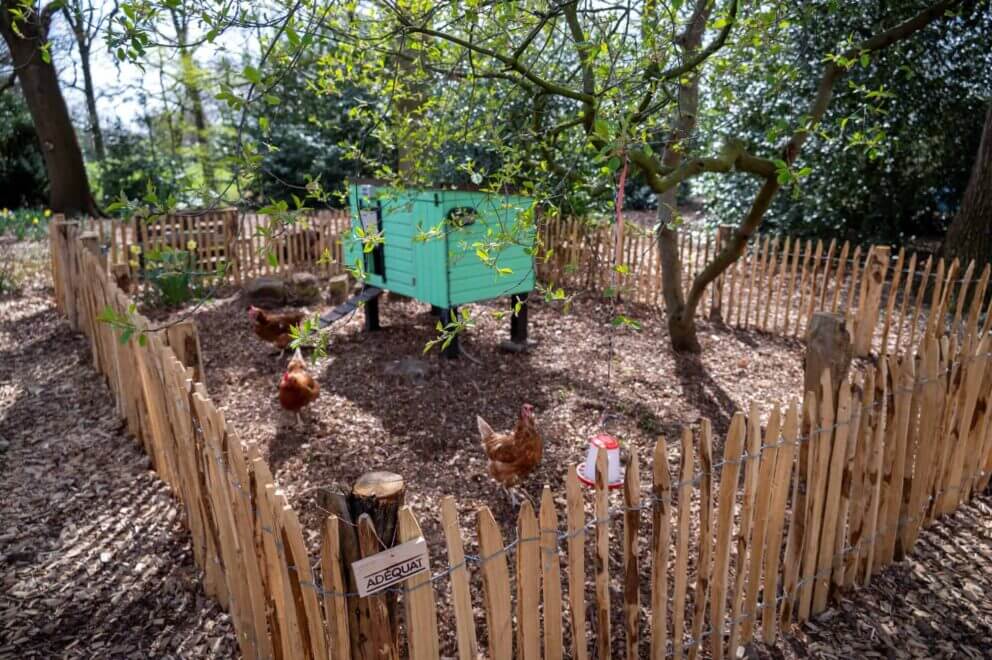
[279,349,320,426]
[477,403,542,505]
[248,305,307,351]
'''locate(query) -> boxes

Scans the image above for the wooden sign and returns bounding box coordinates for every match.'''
[351,537,430,597]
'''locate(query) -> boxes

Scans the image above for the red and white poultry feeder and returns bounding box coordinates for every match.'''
[576,433,624,490]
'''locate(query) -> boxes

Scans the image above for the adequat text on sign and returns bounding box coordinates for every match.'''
[351,537,430,597]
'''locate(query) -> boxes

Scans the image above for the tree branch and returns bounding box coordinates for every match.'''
[397,15,593,103]
[685,0,965,316]
[647,0,738,82]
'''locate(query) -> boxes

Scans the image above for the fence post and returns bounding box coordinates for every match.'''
[805,311,852,402]
[854,246,890,356]
[322,471,406,660]
[166,320,207,390]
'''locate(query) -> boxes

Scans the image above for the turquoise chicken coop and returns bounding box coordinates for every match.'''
[323,179,536,357]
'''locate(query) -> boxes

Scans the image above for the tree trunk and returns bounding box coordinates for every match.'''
[77,41,105,162]
[0,3,97,216]
[63,3,105,162]
[655,0,711,353]
[171,8,216,193]
[944,104,992,265]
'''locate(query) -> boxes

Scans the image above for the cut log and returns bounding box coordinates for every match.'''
[322,471,406,660]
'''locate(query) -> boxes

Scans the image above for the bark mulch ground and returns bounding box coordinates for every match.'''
[3,238,991,658]
[0,254,237,659]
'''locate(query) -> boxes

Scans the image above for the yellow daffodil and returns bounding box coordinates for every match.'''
[32,218,39,225]
[44,209,52,218]
[130,245,142,255]
[129,259,139,269]
[186,240,198,250]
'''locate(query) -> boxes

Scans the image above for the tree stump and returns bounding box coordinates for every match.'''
[322,471,405,660]
[804,311,852,403]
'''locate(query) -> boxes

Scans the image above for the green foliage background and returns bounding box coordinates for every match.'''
[693,0,992,242]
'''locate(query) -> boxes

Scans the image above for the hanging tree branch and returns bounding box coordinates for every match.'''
[682,0,965,319]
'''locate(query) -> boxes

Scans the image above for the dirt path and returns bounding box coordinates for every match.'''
[0,279,236,659]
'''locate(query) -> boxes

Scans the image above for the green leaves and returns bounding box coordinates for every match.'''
[243,65,262,85]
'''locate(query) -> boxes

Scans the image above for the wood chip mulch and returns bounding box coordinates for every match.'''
[4,240,991,659]
[0,266,237,659]
[764,494,992,659]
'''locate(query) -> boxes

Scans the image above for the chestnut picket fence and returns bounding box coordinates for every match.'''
[51,216,992,659]
[79,211,991,364]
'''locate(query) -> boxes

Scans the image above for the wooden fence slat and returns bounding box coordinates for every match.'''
[729,403,767,651]
[812,379,852,613]
[321,516,352,660]
[893,252,918,353]
[565,469,588,660]
[709,414,745,660]
[539,487,564,660]
[782,238,801,335]
[829,241,850,313]
[798,371,835,621]
[817,238,838,311]
[744,237,760,328]
[763,401,798,643]
[687,420,714,660]
[672,428,695,658]
[801,240,824,336]
[739,407,780,645]
[399,507,440,660]
[650,437,672,660]
[440,498,478,660]
[594,448,612,660]
[879,248,906,357]
[478,506,513,659]
[517,501,541,660]
[861,360,889,584]
[761,239,779,331]
[623,449,641,660]
[907,255,934,350]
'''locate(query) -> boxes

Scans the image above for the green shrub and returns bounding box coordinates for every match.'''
[139,245,202,307]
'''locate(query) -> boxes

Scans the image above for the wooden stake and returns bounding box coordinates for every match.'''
[672,428,695,658]
[440,498,478,660]
[594,448,611,659]
[650,437,672,660]
[539,487,564,660]
[516,501,541,660]
[709,414,746,660]
[623,450,641,660]
[477,506,513,659]
[688,420,713,660]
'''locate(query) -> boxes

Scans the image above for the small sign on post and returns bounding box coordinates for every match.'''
[351,536,430,597]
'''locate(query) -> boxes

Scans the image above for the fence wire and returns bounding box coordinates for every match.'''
[182,341,992,657]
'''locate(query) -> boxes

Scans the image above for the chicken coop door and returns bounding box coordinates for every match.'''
[359,201,386,281]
